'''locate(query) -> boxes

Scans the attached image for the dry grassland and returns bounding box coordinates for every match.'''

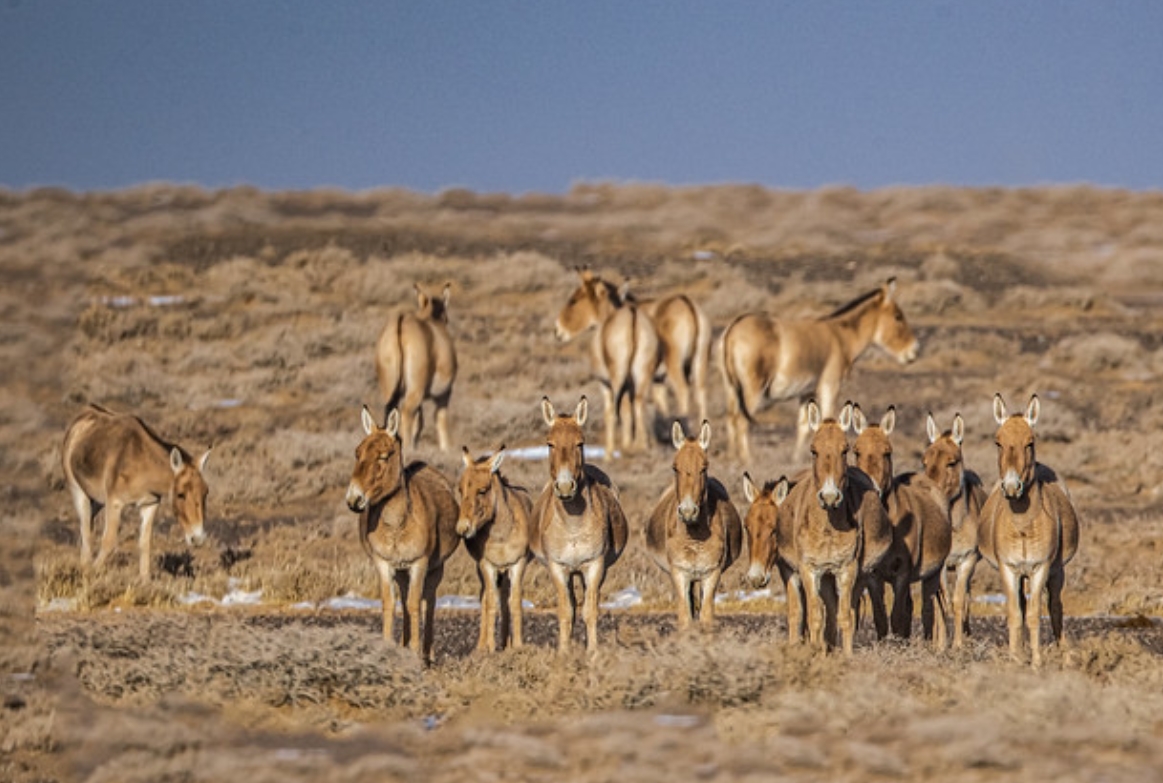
[4,183,1163,781]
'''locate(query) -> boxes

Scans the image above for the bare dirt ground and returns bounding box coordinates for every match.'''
[6,183,1163,781]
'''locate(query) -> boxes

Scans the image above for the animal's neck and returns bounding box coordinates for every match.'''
[374,477,411,523]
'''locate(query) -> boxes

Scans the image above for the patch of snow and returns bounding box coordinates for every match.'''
[601,586,642,610]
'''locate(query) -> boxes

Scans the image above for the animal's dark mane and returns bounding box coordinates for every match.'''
[822,285,885,320]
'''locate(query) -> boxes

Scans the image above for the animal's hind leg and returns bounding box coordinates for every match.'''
[421,561,443,664]
[864,576,889,640]
[137,501,159,581]
[93,498,124,571]
[599,384,618,461]
[951,557,977,647]
[921,570,949,651]
[68,481,96,565]
[433,392,452,452]
[1047,564,1067,649]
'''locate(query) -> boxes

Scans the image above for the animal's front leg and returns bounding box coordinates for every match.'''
[697,570,721,630]
[1047,564,1067,649]
[405,558,429,657]
[581,558,606,653]
[999,564,1025,662]
[508,558,529,649]
[802,569,826,651]
[547,560,575,652]
[670,568,694,631]
[951,557,977,648]
[835,563,858,656]
[69,483,95,565]
[421,561,442,664]
[137,501,160,581]
[922,569,949,651]
[782,569,805,643]
[1026,563,1051,667]
[478,560,500,653]
[375,560,399,645]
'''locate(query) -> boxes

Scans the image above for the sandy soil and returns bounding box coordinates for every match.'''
[5,183,1163,781]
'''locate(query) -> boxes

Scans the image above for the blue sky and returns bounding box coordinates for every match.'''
[2,2,1161,193]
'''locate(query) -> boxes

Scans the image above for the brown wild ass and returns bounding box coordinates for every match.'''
[645,420,743,631]
[979,394,1081,666]
[777,401,892,654]
[457,445,534,652]
[741,473,811,642]
[346,406,460,663]
[553,269,662,458]
[531,397,629,652]
[621,280,713,425]
[923,412,988,648]
[375,282,457,452]
[61,403,211,580]
[852,405,951,649]
[720,278,920,464]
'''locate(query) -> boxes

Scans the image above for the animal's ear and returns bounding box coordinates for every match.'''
[169,447,184,474]
[698,420,712,451]
[441,283,451,307]
[993,393,1007,425]
[1026,394,1040,428]
[361,405,376,435]
[774,476,790,504]
[575,396,588,426]
[851,405,867,435]
[198,447,212,473]
[883,277,898,301]
[742,472,758,504]
[671,420,686,450]
[881,406,896,436]
[541,397,556,427]
[926,412,939,444]
[462,446,473,468]
[578,266,592,282]
[838,402,853,432]
[414,283,429,309]
[806,400,822,432]
[385,408,400,438]
[952,414,965,446]
[490,446,506,474]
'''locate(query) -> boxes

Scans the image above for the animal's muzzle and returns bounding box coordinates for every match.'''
[553,320,571,343]
[746,563,770,589]
[817,476,843,509]
[1001,470,1025,499]
[456,517,476,538]
[900,340,920,364]
[345,483,368,512]
[677,498,700,524]
[185,527,207,547]
[553,468,578,500]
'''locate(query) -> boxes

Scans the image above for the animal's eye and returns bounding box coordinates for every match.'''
[176,492,186,500]
[478,488,488,496]
[379,453,391,462]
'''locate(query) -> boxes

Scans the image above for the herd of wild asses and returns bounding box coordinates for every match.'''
[60,270,1081,666]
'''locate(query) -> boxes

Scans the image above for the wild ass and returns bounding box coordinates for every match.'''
[61,403,211,580]
[979,394,1081,666]
[553,268,662,458]
[852,405,951,649]
[531,397,629,652]
[375,282,457,452]
[741,473,812,642]
[645,420,743,631]
[923,412,988,648]
[777,401,891,654]
[720,278,919,464]
[345,406,460,663]
[457,445,534,652]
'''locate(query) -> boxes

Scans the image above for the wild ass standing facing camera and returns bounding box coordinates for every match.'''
[923,412,988,648]
[375,282,457,452]
[720,279,919,464]
[851,405,951,649]
[457,445,534,652]
[645,420,743,631]
[741,473,810,642]
[979,394,1081,666]
[346,406,460,663]
[553,269,661,458]
[780,401,892,654]
[61,404,211,580]
[531,397,629,652]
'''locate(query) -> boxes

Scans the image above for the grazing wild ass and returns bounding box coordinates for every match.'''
[646,420,743,631]
[720,278,920,464]
[777,401,892,654]
[852,405,951,649]
[979,394,1081,666]
[346,406,460,663]
[742,473,813,642]
[61,403,211,580]
[923,412,988,648]
[457,445,534,652]
[375,282,457,452]
[531,397,629,652]
[553,269,662,458]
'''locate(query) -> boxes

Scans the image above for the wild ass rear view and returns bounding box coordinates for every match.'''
[979,393,1081,666]
[375,282,457,452]
[645,420,743,631]
[457,445,534,652]
[531,396,629,652]
[852,405,951,650]
[720,278,919,464]
[924,412,988,648]
[553,268,661,459]
[346,405,460,663]
[61,403,211,580]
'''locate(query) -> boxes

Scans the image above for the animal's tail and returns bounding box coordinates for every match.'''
[375,313,406,411]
